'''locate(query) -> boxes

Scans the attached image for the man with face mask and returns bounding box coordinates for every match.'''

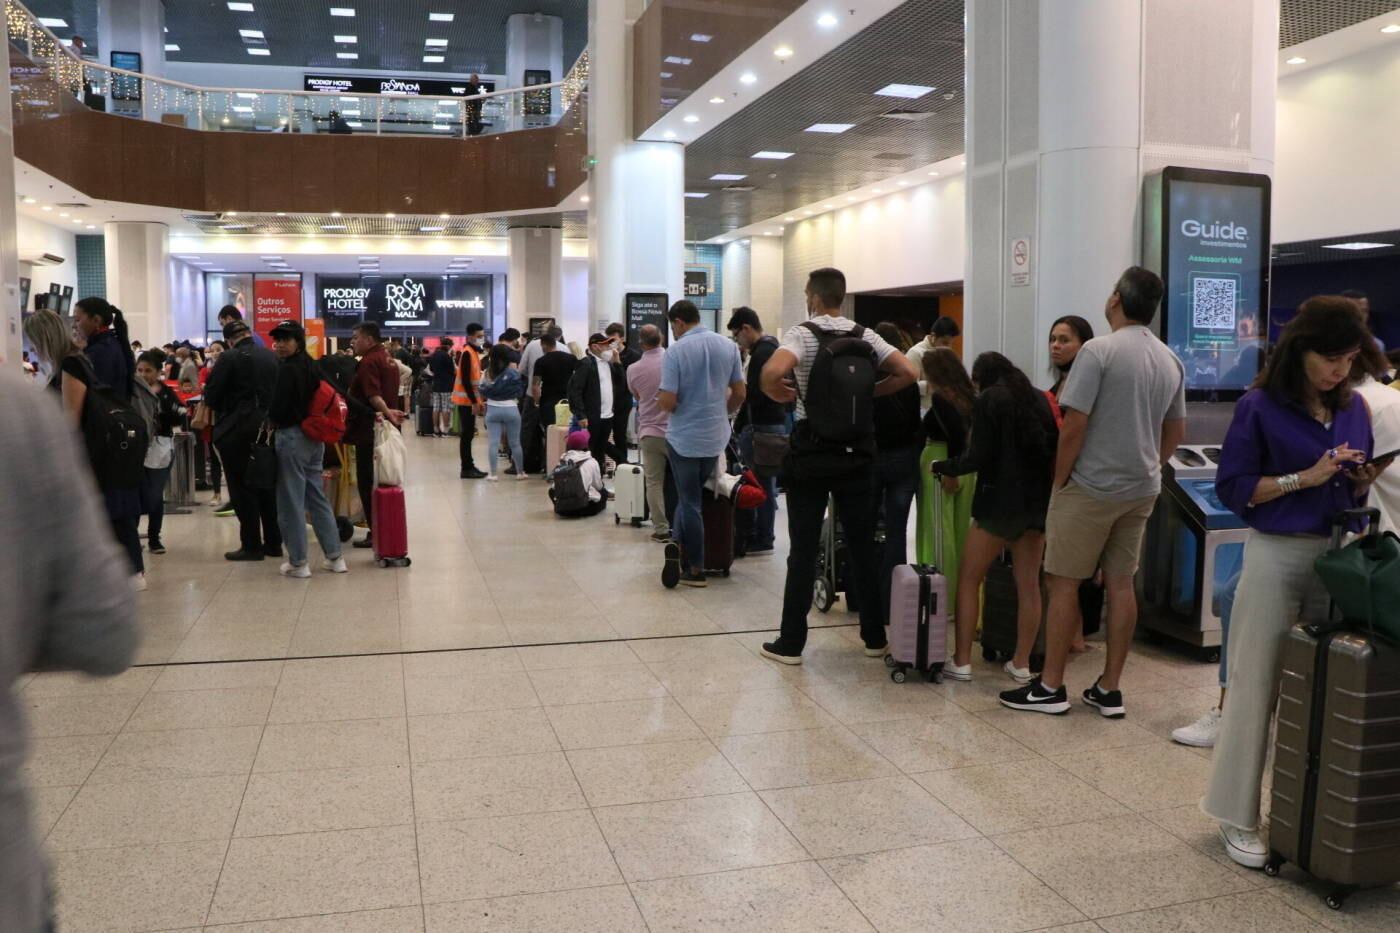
[452,323,487,479]
[568,332,632,475]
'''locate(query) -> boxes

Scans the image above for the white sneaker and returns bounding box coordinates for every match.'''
[130,572,147,593]
[207,493,222,506]
[1173,707,1222,748]
[280,561,311,579]
[1003,660,1033,683]
[944,662,973,682]
[486,473,499,482]
[320,557,349,574]
[1218,823,1267,869]
[516,472,529,481]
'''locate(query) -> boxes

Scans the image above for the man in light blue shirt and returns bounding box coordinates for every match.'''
[658,300,746,587]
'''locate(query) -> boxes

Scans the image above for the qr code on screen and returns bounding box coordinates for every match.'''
[1192,277,1237,331]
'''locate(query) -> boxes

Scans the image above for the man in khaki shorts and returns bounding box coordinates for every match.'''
[1000,267,1186,717]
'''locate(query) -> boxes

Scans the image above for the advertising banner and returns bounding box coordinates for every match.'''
[253,277,304,345]
[304,74,495,97]
[304,318,325,359]
[625,293,669,352]
[315,274,490,336]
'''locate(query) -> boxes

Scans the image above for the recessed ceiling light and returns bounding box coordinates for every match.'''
[663,56,692,65]
[690,33,712,42]
[239,28,264,39]
[423,55,444,63]
[420,226,444,232]
[330,211,341,217]
[774,45,794,60]
[165,43,180,52]
[805,122,854,134]
[330,7,355,16]
[739,72,757,85]
[784,216,796,221]
[276,212,286,216]
[41,205,52,211]
[425,38,448,47]
[875,83,935,99]
[385,212,396,218]
[1382,24,1400,34]
[337,52,358,59]
[430,123,451,130]
[710,174,747,181]
[71,217,83,224]
[439,213,449,219]
[334,34,356,42]
[927,170,939,176]
[429,12,454,22]
[683,114,699,123]
[817,13,839,28]
[804,210,814,216]
[663,130,677,139]
[684,192,708,199]
[221,224,249,230]
[581,195,591,203]
[1321,241,1393,251]
[752,151,794,159]
[38,17,68,27]
[58,212,69,218]
[261,255,283,259]
[235,92,258,99]
[21,197,35,204]
[659,71,673,79]
[898,180,908,186]
[247,48,270,55]
[1286,56,1306,65]
[322,224,347,230]
[232,105,254,113]
[226,2,254,10]
[873,188,883,194]
[86,225,96,230]
[709,96,725,104]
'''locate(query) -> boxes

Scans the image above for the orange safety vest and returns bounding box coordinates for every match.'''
[450,344,482,406]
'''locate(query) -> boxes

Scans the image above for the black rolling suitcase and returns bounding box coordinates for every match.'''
[978,552,1046,671]
[416,383,435,436]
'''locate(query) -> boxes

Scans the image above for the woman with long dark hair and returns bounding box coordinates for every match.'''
[73,297,135,402]
[916,347,978,610]
[1048,315,1094,399]
[932,352,1060,682]
[479,343,526,481]
[1202,297,1388,869]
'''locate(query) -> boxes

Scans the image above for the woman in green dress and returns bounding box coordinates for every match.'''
[915,348,976,613]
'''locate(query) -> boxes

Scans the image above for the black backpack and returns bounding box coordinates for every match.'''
[800,322,878,445]
[551,458,591,512]
[76,358,148,490]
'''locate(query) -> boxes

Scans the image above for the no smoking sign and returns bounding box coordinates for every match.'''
[1009,236,1033,287]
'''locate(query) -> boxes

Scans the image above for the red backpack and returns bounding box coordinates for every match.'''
[302,379,347,444]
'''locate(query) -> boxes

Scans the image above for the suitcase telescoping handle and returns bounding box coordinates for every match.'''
[932,477,945,572]
[1329,507,1381,550]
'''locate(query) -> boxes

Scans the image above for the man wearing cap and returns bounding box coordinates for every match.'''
[348,322,405,550]
[204,319,282,560]
[268,320,347,578]
[568,331,632,475]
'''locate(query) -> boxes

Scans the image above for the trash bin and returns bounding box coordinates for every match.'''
[164,431,198,513]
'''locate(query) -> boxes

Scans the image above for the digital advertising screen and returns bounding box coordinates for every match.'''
[1147,167,1271,400]
[316,274,490,336]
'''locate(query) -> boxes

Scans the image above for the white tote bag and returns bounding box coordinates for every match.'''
[374,419,407,487]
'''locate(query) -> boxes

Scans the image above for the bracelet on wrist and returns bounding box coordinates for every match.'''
[1278,472,1301,494]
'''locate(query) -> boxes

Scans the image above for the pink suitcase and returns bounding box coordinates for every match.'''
[372,485,411,567]
[546,425,569,473]
[886,564,947,683]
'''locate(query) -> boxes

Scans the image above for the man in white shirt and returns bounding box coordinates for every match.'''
[1356,376,1400,532]
[568,332,631,473]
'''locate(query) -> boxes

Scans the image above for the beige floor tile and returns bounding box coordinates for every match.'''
[594,791,808,881]
[608,609,724,639]
[1142,804,1281,885]
[206,905,425,932]
[20,734,114,786]
[631,861,877,933]
[504,616,621,645]
[424,886,646,932]
[278,653,403,686]
[760,775,979,859]
[823,838,1085,933]
[514,640,640,670]
[417,809,622,903]
[673,686,842,737]
[528,665,669,706]
[255,718,409,772]
[717,728,896,790]
[627,634,756,664]
[647,657,792,695]
[404,671,540,716]
[1119,686,1223,742]
[851,712,1039,772]
[235,764,413,836]
[47,775,247,850]
[912,759,1130,835]
[567,738,749,806]
[400,619,514,651]
[993,814,1258,918]
[1051,741,1214,812]
[126,685,275,731]
[799,680,961,724]
[402,648,523,678]
[22,691,143,737]
[208,825,420,924]
[88,724,263,784]
[168,628,296,663]
[412,751,585,821]
[29,784,78,839]
[151,660,284,692]
[1096,890,1324,932]
[287,619,403,656]
[408,707,560,762]
[23,667,159,697]
[930,673,1024,713]
[268,677,407,724]
[545,697,705,749]
[50,840,227,933]
[1269,877,1400,931]
[973,707,1161,756]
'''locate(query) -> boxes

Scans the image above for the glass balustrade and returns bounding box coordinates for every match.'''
[6,0,588,137]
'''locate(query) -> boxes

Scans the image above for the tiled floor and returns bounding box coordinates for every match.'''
[17,431,1399,931]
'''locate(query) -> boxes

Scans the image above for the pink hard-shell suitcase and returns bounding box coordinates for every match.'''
[886,482,947,683]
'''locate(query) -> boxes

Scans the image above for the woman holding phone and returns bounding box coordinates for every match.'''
[1202,296,1391,869]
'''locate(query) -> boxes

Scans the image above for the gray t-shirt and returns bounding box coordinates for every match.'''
[1058,324,1186,501]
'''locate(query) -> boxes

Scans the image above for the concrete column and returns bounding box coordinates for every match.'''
[721,238,785,329]
[507,226,563,333]
[103,222,170,347]
[965,0,1278,377]
[587,0,685,331]
[97,0,167,119]
[0,38,19,366]
[506,12,564,115]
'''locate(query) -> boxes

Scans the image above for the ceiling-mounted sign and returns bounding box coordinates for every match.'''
[304,74,496,97]
[684,269,709,298]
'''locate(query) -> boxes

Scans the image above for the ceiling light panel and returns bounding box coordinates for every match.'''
[752,151,795,159]
[334,35,357,43]
[805,122,855,133]
[239,28,264,39]
[247,48,270,56]
[329,7,355,16]
[429,12,455,22]
[38,17,68,27]
[1320,241,1394,250]
[874,83,935,98]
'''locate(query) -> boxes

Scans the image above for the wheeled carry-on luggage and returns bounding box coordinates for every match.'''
[416,394,435,436]
[814,495,862,614]
[1265,509,1400,910]
[614,463,647,526]
[979,552,1047,672]
[702,489,736,576]
[546,424,569,473]
[886,565,947,683]
[372,485,411,567]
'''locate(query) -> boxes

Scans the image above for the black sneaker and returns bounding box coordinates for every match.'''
[746,543,775,555]
[264,545,284,559]
[148,539,167,555]
[680,570,708,588]
[760,641,803,665]
[352,535,374,549]
[999,678,1071,715]
[1082,678,1126,719]
[223,549,265,562]
[505,466,520,476]
[661,543,682,589]
[460,467,488,479]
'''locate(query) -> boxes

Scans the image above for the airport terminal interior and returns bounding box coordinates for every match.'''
[5,0,1400,931]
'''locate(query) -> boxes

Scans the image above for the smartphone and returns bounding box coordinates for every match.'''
[1366,448,1400,466]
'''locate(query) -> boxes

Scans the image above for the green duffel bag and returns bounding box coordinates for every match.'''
[1314,519,1400,644]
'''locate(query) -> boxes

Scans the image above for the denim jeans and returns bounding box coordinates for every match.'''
[871,445,921,619]
[274,427,342,566]
[737,424,787,548]
[140,463,172,542]
[667,444,716,573]
[485,405,524,476]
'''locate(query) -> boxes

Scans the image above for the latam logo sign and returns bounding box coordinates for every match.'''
[1181,219,1249,241]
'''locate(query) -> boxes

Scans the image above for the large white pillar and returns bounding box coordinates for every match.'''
[587,0,685,331]
[507,226,564,333]
[0,37,19,367]
[506,12,564,116]
[103,222,170,347]
[966,0,1278,377]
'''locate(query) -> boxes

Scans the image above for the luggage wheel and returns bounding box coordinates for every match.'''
[813,577,835,613]
[884,654,897,669]
[1263,854,1282,877]
[615,515,621,525]
[1199,646,1222,664]
[378,557,411,568]
[928,663,944,684]
[1325,887,1355,911]
[890,668,908,684]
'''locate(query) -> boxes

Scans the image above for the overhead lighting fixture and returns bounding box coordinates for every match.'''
[898,180,908,186]
[873,188,884,194]
[260,255,283,260]
[239,28,264,39]
[334,34,357,43]
[425,38,448,47]
[659,72,673,79]
[709,96,725,104]
[683,114,699,124]
[1382,24,1400,34]
[817,13,839,28]
[38,17,68,28]
[439,212,449,219]
[331,211,342,217]
[1286,56,1306,65]
[752,151,794,159]
[330,7,355,16]
[221,224,250,230]
[423,55,444,63]
[1321,241,1393,251]
[420,226,444,232]
[235,92,258,99]
[774,45,794,60]
[691,33,713,42]
[165,43,180,52]
[580,195,591,204]
[21,197,35,204]
[247,48,270,56]
[337,52,358,59]
[41,205,52,211]
[710,174,747,181]
[232,105,254,113]
[663,130,677,139]
[86,225,96,230]
[739,72,757,85]
[226,2,254,10]
[927,170,940,176]
[684,192,708,199]
[340,108,360,116]
[431,123,451,130]
[429,12,455,22]
[784,216,796,222]
[805,122,854,134]
[803,210,813,216]
[322,224,347,230]
[385,212,396,218]
[663,56,692,66]
[875,83,935,99]
[58,212,69,218]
